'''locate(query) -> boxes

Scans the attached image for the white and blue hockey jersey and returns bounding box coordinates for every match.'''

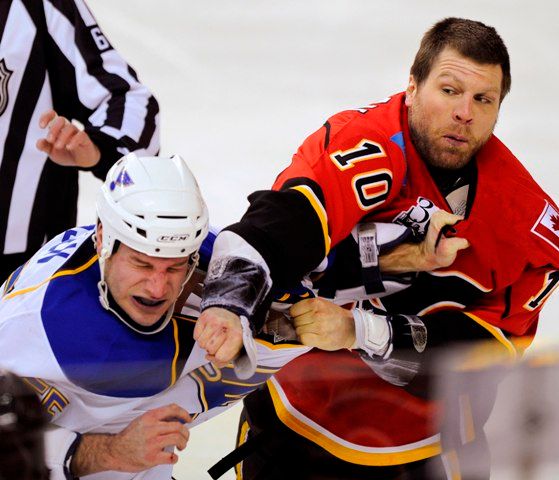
[0,226,310,479]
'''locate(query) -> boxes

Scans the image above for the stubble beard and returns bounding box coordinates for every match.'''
[408,108,491,170]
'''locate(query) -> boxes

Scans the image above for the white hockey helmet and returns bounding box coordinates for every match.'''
[96,152,209,259]
[95,152,209,334]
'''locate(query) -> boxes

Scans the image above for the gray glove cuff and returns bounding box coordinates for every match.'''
[201,231,272,321]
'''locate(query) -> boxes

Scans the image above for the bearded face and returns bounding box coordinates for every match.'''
[405,47,502,170]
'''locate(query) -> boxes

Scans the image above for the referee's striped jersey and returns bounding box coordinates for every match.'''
[0,0,160,257]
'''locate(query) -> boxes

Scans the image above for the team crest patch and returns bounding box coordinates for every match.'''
[0,58,13,117]
[532,201,559,252]
[393,196,438,238]
[110,168,134,190]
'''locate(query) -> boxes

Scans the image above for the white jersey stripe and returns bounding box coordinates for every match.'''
[4,75,51,253]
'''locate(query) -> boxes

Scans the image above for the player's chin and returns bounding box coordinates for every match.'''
[434,149,472,169]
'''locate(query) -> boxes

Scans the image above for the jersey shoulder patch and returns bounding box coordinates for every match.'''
[531,201,559,253]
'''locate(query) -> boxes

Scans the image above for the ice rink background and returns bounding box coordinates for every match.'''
[81,1,559,478]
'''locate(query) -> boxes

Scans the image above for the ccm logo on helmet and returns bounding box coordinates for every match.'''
[157,234,191,242]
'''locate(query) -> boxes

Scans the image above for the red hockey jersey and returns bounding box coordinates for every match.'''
[268,92,559,465]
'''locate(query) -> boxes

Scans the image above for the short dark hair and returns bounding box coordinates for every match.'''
[410,17,511,101]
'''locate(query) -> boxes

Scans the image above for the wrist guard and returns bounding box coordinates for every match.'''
[359,314,428,387]
[351,308,392,359]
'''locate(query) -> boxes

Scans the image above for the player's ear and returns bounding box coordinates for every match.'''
[405,75,416,107]
[95,221,104,256]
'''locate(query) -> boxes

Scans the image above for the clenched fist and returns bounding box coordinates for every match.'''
[291,297,355,350]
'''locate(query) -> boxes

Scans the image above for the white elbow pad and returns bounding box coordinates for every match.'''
[351,308,393,359]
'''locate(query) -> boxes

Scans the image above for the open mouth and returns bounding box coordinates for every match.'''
[133,296,166,308]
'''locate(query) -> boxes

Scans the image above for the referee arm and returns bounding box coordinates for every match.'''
[36,0,160,177]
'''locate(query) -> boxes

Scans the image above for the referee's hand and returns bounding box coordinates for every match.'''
[37,109,101,168]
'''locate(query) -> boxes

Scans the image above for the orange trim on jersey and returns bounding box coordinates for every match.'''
[236,420,250,479]
[463,312,517,357]
[268,378,441,466]
[255,337,309,350]
[170,318,179,386]
[3,254,99,300]
[277,293,290,302]
[417,301,466,316]
[289,185,331,255]
[511,335,534,355]
[173,313,197,323]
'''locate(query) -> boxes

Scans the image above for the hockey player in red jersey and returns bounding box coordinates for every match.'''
[196,17,559,479]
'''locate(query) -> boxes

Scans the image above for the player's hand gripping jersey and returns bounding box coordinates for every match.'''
[207,93,559,467]
[216,92,559,348]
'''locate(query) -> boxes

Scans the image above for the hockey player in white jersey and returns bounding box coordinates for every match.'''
[0,152,313,480]
[0,152,205,479]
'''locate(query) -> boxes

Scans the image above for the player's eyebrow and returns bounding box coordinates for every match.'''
[438,72,500,96]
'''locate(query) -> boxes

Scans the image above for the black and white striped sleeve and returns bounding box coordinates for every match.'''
[44,0,160,179]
